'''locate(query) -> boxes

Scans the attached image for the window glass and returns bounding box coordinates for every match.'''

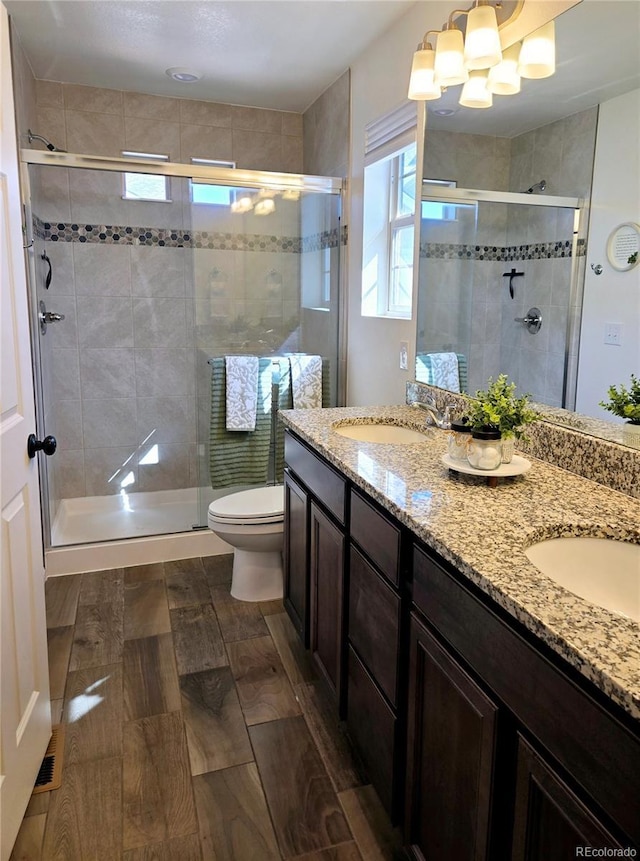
[191,183,234,205]
[122,151,170,202]
[361,141,416,319]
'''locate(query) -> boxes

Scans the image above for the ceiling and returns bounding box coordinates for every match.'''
[5,1,640,133]
[5,0,415,112]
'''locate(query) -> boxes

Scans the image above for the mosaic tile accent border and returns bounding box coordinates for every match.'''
[34,216,347,253]
[419,238,585,261]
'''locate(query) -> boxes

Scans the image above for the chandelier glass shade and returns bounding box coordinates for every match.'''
[464,3,502,71]
[518,21,555,79]
[408,2,557,108]
[408,44,442,101]
[434,27,469,88]
[459,70,493,108]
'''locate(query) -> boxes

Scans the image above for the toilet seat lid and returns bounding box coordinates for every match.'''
[208,485,284,522]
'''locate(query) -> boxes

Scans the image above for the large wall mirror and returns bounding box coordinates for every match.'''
[414,0,640,446]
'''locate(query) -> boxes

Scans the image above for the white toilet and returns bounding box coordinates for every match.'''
[207,485,284,602]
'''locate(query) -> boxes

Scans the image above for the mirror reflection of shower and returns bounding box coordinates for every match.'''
[415,185,582,409]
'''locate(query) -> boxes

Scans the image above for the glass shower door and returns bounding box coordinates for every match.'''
[190,177,342,529]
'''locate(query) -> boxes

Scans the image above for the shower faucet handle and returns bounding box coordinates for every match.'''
[38,300,65,335]
[514,307,542,334]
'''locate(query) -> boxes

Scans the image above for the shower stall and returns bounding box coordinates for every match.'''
[416,184,583,407]
[21,151,343,553]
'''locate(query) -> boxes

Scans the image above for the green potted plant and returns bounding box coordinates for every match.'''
[599,374,640,449]
[465,374,539,463]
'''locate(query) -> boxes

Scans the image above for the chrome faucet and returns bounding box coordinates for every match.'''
[411,399,452,430]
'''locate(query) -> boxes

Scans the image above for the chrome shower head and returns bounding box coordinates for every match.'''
[524,179,546,194]
[27,130,66,152]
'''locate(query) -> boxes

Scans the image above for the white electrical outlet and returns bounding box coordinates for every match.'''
[604,322,623,346]
[400,341,408,370]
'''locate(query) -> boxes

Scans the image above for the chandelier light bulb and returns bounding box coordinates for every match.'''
[464,3,502,70]
[408,45,442,100]
[518,20,555,79]
[230,193,254,213]
[459,70,493,108]
[487,43,521,95]
[254,198,276,216]
[434,27,468,88]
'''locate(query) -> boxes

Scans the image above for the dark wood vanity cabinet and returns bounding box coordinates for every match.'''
[309,500,346,703]
[405,612,498,861]
[408,542,640,860]
[511,736,625,860]
[283,431,347,708]
[347,491,405,819]
[283,429,640,857]
[283,470,309,644]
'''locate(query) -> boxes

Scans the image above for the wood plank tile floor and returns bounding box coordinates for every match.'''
[12,555,405,861]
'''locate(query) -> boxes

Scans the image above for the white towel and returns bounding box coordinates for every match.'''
[290,354,323,409]
[225,355,259,431]
[425,352,460,392]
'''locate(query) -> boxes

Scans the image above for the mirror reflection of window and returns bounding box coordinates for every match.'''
[362,142,416,319]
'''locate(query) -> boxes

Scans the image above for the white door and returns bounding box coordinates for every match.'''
[0,5,52,859]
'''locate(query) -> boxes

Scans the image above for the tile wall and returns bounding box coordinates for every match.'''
[32,81,303,171]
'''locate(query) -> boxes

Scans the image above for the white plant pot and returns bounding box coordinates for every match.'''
[622,422,640,449]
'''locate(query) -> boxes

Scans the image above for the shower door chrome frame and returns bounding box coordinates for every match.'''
[21,149,343,194]
[19,149,346,546]
[419,184,584,410]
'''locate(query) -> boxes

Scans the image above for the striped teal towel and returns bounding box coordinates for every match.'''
[209,357,273,488]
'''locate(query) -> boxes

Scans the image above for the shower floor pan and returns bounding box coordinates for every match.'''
[51,487,205,546]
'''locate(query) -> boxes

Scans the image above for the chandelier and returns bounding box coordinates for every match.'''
[408,0,555,109]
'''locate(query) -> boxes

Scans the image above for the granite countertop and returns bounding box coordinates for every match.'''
[280,404,640,722]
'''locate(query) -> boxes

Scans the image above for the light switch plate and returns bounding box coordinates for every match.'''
[604,322,623,346]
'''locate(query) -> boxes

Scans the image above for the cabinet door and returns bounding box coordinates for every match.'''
[405,613,498,861]
[512,736,627,860]
[309,500,346,706]
[283,470,309,644]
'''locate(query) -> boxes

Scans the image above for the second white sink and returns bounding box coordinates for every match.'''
[332,422,430,444]
[525,536,640,622]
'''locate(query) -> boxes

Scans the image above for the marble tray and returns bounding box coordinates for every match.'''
[441,453,532,477]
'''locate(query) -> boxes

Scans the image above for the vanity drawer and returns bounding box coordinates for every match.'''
[347,645,398,818]
[350,488,401,585]
[284,431,346,525]
[349,544,401,707]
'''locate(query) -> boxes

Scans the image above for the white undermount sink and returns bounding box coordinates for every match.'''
[332,422,430,444]
[525,537,640,622]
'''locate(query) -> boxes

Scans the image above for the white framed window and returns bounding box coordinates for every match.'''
[190,158,236,205]
[361,141,417,319]
[422,178,458,221]
[122,151,170,202]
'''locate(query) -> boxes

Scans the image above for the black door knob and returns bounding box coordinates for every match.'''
[27,434,57,459]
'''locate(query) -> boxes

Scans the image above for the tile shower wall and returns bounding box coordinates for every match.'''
[302,70,350,403]
[23,81,307,504]
[32,81,303,171]
[420,109,597,401]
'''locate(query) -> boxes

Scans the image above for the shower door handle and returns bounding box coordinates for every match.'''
[27,434,57,459]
